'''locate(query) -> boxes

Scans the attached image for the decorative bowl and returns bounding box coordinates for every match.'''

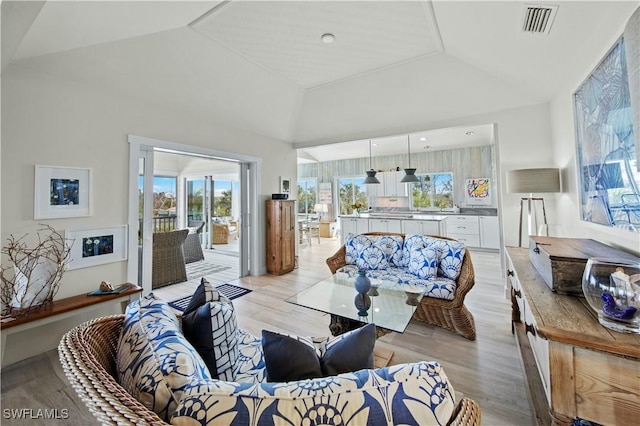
[582,258,640,334]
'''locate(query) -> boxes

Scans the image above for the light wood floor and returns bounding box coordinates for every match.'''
[1,237,534,425]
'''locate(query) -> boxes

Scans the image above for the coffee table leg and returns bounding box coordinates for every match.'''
[329,314,364,336]
[328,314,392,339]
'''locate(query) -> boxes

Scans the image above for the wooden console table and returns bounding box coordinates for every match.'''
[1,283,141,365]
[506,247,640,425]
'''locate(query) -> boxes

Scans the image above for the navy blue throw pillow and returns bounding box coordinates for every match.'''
[261,323,376,382]
[181,278,238,381]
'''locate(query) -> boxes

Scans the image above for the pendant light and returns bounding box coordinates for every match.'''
[400,134,419,183]
[363,140,381,184]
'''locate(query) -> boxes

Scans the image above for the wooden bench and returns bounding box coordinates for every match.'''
[1,283,142,365]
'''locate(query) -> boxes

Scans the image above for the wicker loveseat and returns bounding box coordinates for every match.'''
[59,314,481,425]
[327,232,476,340]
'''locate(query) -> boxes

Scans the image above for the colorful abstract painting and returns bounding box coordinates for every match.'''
[574,37,640,232]
[465,178,492,206]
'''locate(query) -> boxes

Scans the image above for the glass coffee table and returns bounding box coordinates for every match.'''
[286,275,424,337]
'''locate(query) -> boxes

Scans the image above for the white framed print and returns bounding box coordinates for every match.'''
[34,165,91,219]
[465,178,492,206]
[280,177,291,194]
[65,225,128,270]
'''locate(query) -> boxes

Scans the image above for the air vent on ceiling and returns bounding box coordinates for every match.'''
[522,4,558,35]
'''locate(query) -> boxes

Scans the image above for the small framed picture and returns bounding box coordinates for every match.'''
[34,165,91,219]
[280,177,291,194]
[65,225,128,270]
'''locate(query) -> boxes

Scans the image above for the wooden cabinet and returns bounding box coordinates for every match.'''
[266,200,296,275]
[479,216,500,249]
[506,247,640,425]
[368,218,402,233]
[446,215,480,247]
[339,217,369,243]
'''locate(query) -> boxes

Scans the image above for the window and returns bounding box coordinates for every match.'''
[411,173,454,209]
[186,179,204,221]
[138,175,178,217]
[212,180,233,217]
[337,177,367,214]
[297,178,317,214]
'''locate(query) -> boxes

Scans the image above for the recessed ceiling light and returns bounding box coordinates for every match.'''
[321,33,335,43]
[372,143,378,147]
[466,131,475,136]
[420,137,426,141]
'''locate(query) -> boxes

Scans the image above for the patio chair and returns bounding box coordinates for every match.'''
[184,220,205,263]
[152,229,188,289]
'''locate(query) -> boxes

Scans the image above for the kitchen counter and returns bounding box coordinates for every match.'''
[340,208,497,220]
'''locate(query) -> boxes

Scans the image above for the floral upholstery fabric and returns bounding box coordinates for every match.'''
[234,329,266,384]
[407,246,439,279]
[376,235,405,267]
[336,266,457,301]
[345,234,389,270]
[170,361,456,426]
[429,238,467,280]
[116,294,212,421]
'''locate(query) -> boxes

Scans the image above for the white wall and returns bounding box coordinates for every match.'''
[1,64,297,365]
[550,20,640,256]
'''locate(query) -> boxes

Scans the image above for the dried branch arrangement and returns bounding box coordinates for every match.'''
[1,225,72,316]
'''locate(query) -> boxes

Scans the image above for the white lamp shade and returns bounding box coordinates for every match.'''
[506,168,561,193]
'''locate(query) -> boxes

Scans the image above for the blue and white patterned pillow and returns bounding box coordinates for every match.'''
[429,238,467,280]
[345,234,388,270]
[116,293,211,421]
[345,234,374,265]
[234,329,266,384]
[401,234,430,267]
[376,235,405,267]
[171,361,457,426]
[407,246,439,279]
[181,278,238,382]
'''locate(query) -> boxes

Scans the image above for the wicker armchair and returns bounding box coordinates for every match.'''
[58,315,482,425]
[212,222,230,244]
[184,221,205,263]
[326,232,477,340]
[152,229,188,289]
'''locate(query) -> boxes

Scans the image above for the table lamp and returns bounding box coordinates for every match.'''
[506,168,561,247]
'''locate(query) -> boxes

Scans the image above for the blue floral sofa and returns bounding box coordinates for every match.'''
[59,293,481,425]
[327,232,477,340]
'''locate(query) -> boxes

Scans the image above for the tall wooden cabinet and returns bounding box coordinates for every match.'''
[266,200,296,275]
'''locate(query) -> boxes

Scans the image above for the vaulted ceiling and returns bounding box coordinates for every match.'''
[2,1,637,160]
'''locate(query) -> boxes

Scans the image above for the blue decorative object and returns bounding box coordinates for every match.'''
[582,258,640,333]
[601,293,637,320]
[354,293,372,316]
[354,270,371,295]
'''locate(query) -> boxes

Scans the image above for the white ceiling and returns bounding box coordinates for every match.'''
[2,1,637,162]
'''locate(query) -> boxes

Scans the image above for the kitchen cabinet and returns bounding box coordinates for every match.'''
[339,217,369,243]
[479,216,500,249]
[365,172,407,198]
[401,219,442,236]
[368,218,402,233]
[446,215,480,247]
[266,200,296,275]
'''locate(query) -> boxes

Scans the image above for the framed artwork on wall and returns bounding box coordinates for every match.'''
[279,177,291,194]
[34,165,91,219]
[465,178,492,206]
[574,36,640,232]
[65,225,128,270]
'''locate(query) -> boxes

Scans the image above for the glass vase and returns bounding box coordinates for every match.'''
[354,270,371,295]
[582,258,640,334]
